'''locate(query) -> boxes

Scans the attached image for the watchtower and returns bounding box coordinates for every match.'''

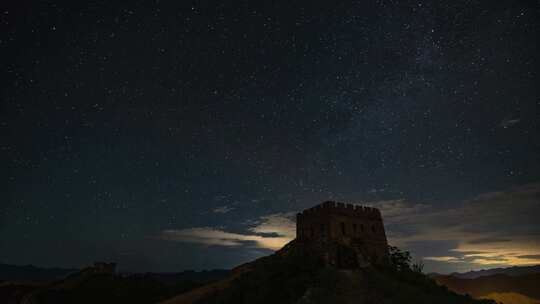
[296,201,389,264]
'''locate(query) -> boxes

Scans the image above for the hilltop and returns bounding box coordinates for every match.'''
[161,239,494,304]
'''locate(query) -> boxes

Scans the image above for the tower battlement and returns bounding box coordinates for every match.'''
[297,201,382,220]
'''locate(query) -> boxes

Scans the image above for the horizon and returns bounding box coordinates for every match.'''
[2,259,540,276]
[2,1,539,275]
[2,250,540,276]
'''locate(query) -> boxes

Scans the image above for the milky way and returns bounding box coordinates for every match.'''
[1,1,539,273]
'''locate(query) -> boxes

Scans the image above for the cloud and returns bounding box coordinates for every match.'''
[375,182,540,271]
[212,205,235,214]
[424,256,462,263]
[248,213,296,239]
[466,238,512,245]
[517,254,540,259]
[500,117,521,128]
[160,213,296,251]
[371,199,428,219]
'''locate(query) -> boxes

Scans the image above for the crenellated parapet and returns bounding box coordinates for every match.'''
[296,201,382,221]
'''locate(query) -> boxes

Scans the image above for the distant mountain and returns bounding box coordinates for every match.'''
[432,273,540,304]
[0,264,230,304]
[450,265,540,279]
[160,240,494,304]
[0,264,79,283]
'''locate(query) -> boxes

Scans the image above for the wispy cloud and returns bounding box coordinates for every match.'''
[248,213,296,239]
[424,256,462,263]
[212,205,235,214]
[160,212,295,251]
[517,254,540,260]
[500,117,521,128]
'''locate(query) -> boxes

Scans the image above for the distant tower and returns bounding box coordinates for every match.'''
[296,201,389,266]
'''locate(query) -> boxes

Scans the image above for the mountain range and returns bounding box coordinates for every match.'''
[2,257,538,303]
[431,266,540,304]
[0,264,79,283]
[447,265,540,279]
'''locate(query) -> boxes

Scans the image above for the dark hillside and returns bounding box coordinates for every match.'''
[162,240,495,304]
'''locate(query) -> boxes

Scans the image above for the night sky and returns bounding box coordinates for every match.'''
[1,1,539,274]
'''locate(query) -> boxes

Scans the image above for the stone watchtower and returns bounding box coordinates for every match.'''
[296,201,389,267]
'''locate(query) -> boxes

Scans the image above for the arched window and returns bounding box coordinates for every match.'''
[341,222,346,235]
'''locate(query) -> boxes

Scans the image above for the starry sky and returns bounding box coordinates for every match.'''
[1,1,539,274]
